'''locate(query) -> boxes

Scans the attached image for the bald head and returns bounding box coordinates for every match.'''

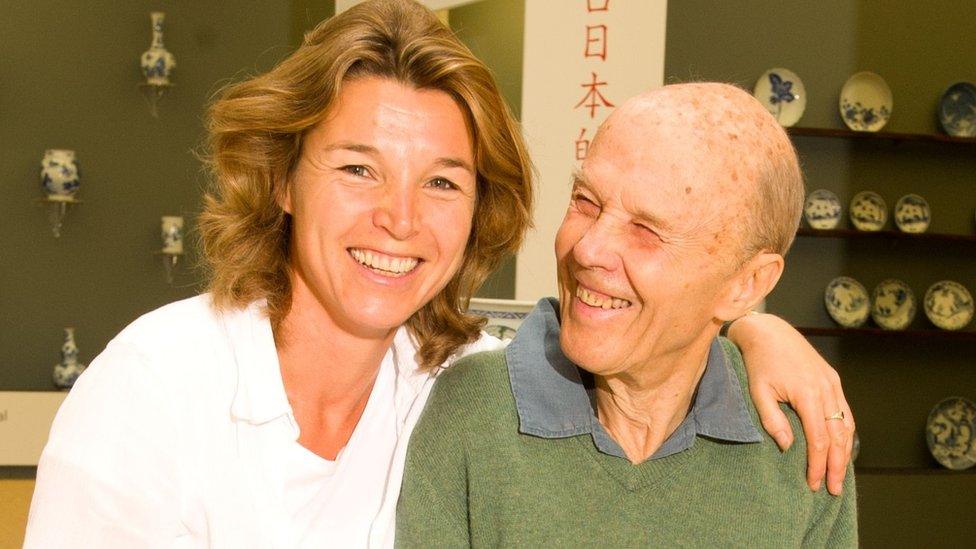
[591,83,803,258]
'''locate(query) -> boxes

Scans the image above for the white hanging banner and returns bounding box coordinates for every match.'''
[516,0,668,301]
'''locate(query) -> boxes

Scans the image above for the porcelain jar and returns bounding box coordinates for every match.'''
[40,149,81,200]
[161,215,184,254]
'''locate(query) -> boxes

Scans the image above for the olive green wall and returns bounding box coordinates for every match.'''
[666,1,976,546]
[0,1,294,390]
[450,0,525,299]
[292,0,336,44]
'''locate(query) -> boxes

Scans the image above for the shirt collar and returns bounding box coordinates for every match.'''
[225,300,292,426]
[224,301,438,429]
[506,298,761,460]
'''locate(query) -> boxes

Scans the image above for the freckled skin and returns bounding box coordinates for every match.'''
[556,83,796,381]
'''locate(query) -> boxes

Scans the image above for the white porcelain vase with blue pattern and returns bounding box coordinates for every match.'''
[40,149,81,201]
[53,328,87,390]
[140,12,176,86]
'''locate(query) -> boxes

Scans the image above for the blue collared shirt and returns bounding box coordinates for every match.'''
[506,298,762,461]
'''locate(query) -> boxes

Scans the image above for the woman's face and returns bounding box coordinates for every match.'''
[283,76,477,338]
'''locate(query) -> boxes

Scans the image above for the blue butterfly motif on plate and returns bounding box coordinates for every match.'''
[768,73,795,105]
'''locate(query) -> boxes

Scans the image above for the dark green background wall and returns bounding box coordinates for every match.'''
[0,1,294,390]
[451,0,525,299]
[666,1,976,546]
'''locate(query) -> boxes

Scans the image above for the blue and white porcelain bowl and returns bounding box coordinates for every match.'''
[803,189,842,230]
[839,72,892,132]
[849,191,887,231]
[871,279,916,330]
[824,276,870,328]
[468,298,535,342]
[894,194,931,233]
[926,397,976,470]
[938,82,976,138]
[753,68,807,127]
[40,149,80,200]
[924,280,974,331]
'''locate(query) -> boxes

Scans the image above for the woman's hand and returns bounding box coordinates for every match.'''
[727,313,855,496]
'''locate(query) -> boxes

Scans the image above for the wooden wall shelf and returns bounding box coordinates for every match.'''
[856,467,976,476]
[797,326,976,341]
[787,126,976,145]
[797,228,976,243]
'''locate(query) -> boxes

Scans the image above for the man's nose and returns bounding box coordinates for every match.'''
[572,216,621,271]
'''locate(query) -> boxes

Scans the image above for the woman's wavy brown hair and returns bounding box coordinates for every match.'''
[198,0,533,370]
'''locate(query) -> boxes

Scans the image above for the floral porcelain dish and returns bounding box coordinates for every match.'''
[839,72,892,132]
[893,194,931,233]
[849,191,887,231]
[926,397,976,470]
[824,276,870,328]
[753,68,806,127]
[871,279,915,330]
[803,189,842,230]
[924,281,974,331]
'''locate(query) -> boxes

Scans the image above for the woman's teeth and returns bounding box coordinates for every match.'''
[576,286,632,309]
[350,248,419,277]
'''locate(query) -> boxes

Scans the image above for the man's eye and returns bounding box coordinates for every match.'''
[341,165,370,177]
[427,177,458,190]
[573,193,599,215]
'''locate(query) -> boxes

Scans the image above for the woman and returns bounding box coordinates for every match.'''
[25,1,853,547]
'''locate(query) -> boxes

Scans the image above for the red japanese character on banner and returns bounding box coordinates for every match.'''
[587,0,610,12]
[583,25,607,60]
[575,128,590,160]
[574,72,615,119]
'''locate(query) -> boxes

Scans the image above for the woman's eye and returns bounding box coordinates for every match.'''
[341,165,370,178]
[427,177,458,190]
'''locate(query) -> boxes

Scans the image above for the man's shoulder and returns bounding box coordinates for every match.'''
[716,337,805,452]
[421,349,517,431]
[436,348,512,400]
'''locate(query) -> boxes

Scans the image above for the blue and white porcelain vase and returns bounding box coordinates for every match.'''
[53,328,87,390]
[140,12,176,86]
[40,149,80,201]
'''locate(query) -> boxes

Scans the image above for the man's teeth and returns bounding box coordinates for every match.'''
[576,286,631,309]
[349,249,419,277]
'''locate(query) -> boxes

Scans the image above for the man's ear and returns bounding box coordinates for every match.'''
[715,252,785,321]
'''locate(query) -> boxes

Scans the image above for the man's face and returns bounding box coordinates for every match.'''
[555,114,749,377]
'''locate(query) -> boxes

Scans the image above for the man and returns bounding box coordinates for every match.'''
[396,83,857,547]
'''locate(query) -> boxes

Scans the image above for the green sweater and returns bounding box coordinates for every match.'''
[397,345,857,547]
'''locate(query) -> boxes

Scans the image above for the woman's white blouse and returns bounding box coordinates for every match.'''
[24,295,503,548]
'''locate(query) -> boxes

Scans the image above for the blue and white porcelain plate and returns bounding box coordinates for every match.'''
[926,397,976,470]
[924,281,974,331]
[824,277,870,328]
[468,298,535,343]
[849,191,887,231]
[839,72,892,132]
[803,189,842,230]
[938,82,976,138]
[753,68,806,127]
[894,194,931,233]
[871,279,915,330]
